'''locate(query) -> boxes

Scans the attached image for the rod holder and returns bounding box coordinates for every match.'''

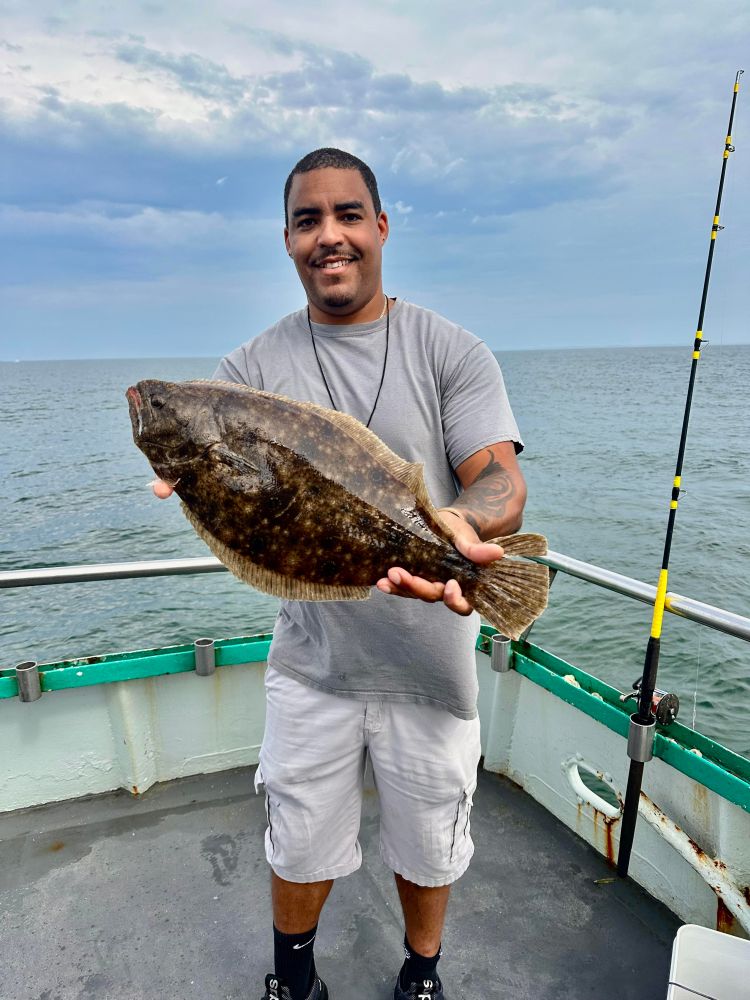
[627,714,655,763]
[194,638,216,676]
[15,660,42,702]
[490,634,511,673]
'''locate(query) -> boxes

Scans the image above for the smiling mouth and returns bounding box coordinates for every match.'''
[313,256,357,271]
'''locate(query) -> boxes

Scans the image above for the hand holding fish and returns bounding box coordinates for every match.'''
[376,511,505,617]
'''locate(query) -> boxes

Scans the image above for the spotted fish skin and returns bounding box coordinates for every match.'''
[126,378,548,636]
[201,446,470,589]
[128,378,474,588]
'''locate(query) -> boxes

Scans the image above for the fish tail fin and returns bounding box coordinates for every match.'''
[464,533,549,639]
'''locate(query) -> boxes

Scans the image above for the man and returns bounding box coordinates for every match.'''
[156,148,526,1000]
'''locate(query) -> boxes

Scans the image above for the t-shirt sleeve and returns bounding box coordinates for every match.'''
[441,340,523,470]
[212,346,261,387]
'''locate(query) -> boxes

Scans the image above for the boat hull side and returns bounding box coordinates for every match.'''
[0,661,267,812]
[476,648,750,936]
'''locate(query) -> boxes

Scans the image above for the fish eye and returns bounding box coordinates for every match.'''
[151,395,165,410]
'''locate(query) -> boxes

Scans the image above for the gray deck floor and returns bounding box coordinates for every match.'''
[1,766,681,1000]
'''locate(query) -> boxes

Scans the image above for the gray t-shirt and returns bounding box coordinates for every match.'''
[214,299,522,719]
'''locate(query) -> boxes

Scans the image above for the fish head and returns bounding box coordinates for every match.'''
[126,379,222,485]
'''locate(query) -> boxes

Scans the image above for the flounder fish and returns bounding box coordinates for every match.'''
[126,379,548,639]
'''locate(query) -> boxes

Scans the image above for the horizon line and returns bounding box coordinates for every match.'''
[3,340,750,364]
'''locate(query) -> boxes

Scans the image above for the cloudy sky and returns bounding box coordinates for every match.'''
[1,1,748,359]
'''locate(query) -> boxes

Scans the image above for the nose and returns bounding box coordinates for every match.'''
[317,213,343,247]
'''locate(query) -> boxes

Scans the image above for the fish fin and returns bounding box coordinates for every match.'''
[486,532,548,557]
[182,503,371,602]
[208,443,260,476]
[466,558,549,640]
[398,460,439,511]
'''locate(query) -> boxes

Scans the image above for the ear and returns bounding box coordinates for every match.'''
[284,227,292,257]
[377,211,389,246]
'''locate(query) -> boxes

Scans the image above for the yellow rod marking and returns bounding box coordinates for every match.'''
[693,350,701,358]
[736,84,740,93]
[695,330,703,339]
[714,215,720,224]
[673,476,681,488]
[651,569,669,638]
[670,500,678,509]
[726,136,732,144]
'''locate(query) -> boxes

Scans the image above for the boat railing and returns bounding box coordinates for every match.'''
[1,550,748,643]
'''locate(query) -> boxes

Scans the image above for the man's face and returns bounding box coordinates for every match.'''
[284,167,389,322]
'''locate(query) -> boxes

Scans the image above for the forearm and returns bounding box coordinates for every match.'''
[442,449,526,540]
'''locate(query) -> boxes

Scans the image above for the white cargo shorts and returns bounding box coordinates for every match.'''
[256,666,481,887]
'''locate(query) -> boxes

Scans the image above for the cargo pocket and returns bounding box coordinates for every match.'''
[253,760,266,794]
[449,780,477,863]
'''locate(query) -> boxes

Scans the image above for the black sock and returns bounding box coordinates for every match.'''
[273,923,318,1000]
[399,935,441,989]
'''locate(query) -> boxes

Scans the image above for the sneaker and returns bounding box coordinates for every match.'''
[394,975,444,1000]
[262,973,329,1000]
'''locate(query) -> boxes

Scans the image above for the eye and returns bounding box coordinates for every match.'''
[151,395,165,410]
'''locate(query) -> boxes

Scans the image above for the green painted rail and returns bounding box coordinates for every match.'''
[0,634,272,696]
[3,626,748,813]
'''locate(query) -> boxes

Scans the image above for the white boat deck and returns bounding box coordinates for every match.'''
[0,764,681,1000]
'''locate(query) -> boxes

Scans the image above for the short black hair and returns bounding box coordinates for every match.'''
[284,147,381,226]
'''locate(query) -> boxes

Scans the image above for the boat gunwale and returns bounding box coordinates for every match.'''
[2,628,748,814]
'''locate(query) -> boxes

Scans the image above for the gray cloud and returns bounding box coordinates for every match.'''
[114,40,249,103]
[257,50,489,114]
[2,31,623,230]
[0,38,23,52]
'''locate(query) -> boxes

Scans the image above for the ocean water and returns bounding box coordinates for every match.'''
[1,346,748,757]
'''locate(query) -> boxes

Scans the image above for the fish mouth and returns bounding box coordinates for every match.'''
[126,385,143,437]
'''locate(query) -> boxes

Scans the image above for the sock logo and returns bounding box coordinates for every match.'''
[292,934,316,950]
[418,982,433,1000]
[269,978,280,1000]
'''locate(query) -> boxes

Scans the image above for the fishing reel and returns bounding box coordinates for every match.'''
[619,679,680,725]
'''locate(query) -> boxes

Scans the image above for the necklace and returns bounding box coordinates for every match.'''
[307,296,390,429]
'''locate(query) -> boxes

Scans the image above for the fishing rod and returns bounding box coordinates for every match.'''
[617,69,744,879]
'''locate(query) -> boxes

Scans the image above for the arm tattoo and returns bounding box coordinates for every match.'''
[450,449,516,537]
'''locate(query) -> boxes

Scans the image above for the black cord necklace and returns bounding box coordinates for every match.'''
[307,296,390,429]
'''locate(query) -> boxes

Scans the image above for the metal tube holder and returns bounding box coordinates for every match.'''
[627,714,656,763]
[490,634,511,673]
[194,638,216,676]
[15,660,42,702]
